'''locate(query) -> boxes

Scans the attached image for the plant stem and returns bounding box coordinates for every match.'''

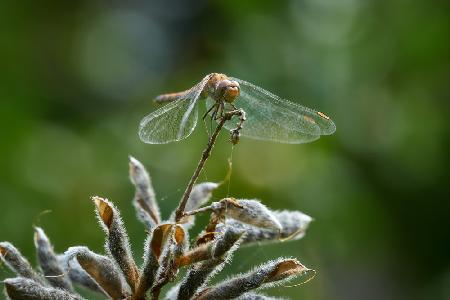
[183,205,213,217]
[174,110,242,223]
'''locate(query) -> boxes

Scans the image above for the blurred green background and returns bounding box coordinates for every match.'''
[1,0,449,299]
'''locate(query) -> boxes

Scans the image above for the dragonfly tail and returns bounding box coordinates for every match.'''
[154,90,189,104]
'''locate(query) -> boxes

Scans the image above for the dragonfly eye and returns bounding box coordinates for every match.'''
[216,80,240,103]
[223,86,240,103]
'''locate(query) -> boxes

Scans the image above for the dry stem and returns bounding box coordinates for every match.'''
[174,109,244,223]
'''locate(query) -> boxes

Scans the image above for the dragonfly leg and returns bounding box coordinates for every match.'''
[211,105,219,120]
[208,103,221,136]
[223,103,237,113]
[203,103,217,120]
[214,101,225,120]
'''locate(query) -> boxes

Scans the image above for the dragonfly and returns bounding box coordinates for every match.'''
[139,73,336,144]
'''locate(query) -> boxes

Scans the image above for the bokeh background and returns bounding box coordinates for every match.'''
[1,0,449,299]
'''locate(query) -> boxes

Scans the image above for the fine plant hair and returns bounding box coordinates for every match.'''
[1,108,316,300]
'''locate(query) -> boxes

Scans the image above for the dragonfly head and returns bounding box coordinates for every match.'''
[216,79,240,103]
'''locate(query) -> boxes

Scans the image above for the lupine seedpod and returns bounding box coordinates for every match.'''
[135,223,173,299]
[152,224,187,298]
[165,283,181,300]
[185,182,219,212]
[58,253,106,295]
[92,196,139,291]
[172,224,188,259]
[212,199,282,231]
[4,277,85,300]
[65,247,128,300]
[236,293,287,300]
[216,210,312,246]
[34,227,74,292]
[211,226,243,259]
[162,224,188,282]
[129,156,161,228]
[275,210,313,241]
[0,242,45,285]
[176,226,243,300]
[195,258,310,300]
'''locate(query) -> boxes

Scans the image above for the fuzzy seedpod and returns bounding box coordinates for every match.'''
[236,293,287,300]
[195,258,311,300]
[0,242,45,285]
[93,196,139,291]
[151,224,187,299]
[185,182,219,212]
[34,227,74,292]
[135,223,173,299]
[129,156,161,228]
[4,277,85,300]
[175,226,244,300]
[64,247,128,299]
[216,210,313,246]
[211,199,282,231]
[57,253,105,295]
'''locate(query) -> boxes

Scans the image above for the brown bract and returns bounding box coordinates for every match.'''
[266,259,306,282]
[93,196,113,228]
[151,224,173,258]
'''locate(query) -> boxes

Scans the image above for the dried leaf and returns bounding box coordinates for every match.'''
[34,227,73,292]
[173,225,186,245]
[92,196,139,291]
[94,197,113,228]
[150,223,173,259]
[4,277,85,300]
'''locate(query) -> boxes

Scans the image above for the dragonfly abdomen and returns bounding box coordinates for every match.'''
[154,90,189,104]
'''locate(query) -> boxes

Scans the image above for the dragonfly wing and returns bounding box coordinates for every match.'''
[139,75,211,144]
[139,98,198,144]
[227,78,336,143]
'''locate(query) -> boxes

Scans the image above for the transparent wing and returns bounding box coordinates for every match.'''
[139,76,210,144]
[225,78,336,144]
[139,98,198,144]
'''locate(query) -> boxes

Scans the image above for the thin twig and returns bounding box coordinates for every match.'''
[183,205,213,217]
[175,109,243,223]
